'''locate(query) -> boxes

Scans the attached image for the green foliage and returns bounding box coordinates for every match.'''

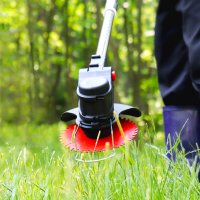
[0,0,161,125]
[1,2,199,199]
[0,124,199,199]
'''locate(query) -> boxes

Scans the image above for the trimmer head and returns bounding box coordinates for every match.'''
[60,118,138,152]
[60,0,141,155]
[61,103,141,152]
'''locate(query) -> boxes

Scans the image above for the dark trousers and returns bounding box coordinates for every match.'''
[154,0,200,106]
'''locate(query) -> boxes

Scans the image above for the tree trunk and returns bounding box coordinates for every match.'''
[96,0,102,36]
[123,4,138,105]
[26,0,39,120]
[136,0,149,114]
[62,0,77,110]
[44,0,56,59]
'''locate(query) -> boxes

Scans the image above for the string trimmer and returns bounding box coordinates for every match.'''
[60,0,141,161]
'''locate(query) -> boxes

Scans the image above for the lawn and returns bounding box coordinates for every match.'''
[0,123,199,199]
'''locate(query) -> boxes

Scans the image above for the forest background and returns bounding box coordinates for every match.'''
[0,0,162,129]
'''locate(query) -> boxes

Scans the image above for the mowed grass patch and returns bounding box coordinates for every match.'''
[0,123,199,199]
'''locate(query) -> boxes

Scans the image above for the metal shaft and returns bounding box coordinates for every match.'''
[96,0,117,68]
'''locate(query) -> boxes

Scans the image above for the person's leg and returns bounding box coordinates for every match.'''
[154,0,200,180]
[181,0,200,94]
[163,106,200,180]
[154,0,200,106]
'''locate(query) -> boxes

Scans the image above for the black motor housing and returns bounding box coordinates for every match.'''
[77,67,114,134]
[60,0,142,141]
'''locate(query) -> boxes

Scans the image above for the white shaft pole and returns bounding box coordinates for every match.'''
[96,0,117,68]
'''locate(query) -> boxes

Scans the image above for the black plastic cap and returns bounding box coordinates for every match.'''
[79,77,109,96]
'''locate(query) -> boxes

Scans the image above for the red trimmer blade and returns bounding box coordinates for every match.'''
[60,118,138,152]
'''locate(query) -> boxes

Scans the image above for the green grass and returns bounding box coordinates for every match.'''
[0,123,199,199]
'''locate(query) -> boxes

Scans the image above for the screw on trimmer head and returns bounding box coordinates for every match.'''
[60,0,141,160]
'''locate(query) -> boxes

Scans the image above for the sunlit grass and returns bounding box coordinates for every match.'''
[0,123,199,199]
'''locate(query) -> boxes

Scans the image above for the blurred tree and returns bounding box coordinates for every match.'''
[0,0,161,125]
